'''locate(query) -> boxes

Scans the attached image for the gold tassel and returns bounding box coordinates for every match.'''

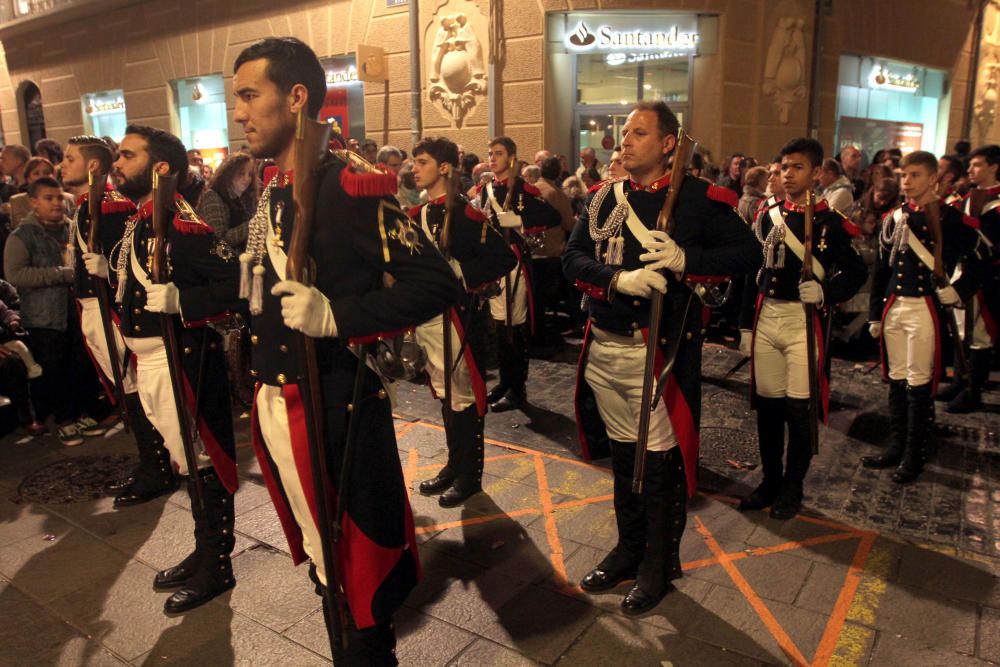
[115,268,127,304]
[239,252,253,300]
[250,263,265,315]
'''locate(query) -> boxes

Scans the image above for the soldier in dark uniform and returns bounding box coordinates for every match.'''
[939,144,1000,412]
[864,150,989,483]
[231,38,459,664]
[84,126,243,614]
[409,136,517,507]
[68,136,178,506]
[474,136,561,412]
[563,101,759,615]
[739,138,866,519]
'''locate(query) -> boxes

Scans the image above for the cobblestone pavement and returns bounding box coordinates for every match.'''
[1,338,1000,665]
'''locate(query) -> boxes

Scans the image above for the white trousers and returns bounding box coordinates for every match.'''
[414,313,475,412]
[753,299,810,399]
[489,263,528,326]
[255,384,327,584]
[583,326,676,451]
[124,336,209,474]
[954,297,993,350]
[79,297,137,393]
[884,296,935,386]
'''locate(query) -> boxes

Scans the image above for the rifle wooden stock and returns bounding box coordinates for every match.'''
[632,132,693,494]
[500,159,525,342]
[801,191,820,455]
[88,171,130,431]
[151,172,204,508]
[925,200,969,382]
[441,173,456,426]
[286,112,347,652]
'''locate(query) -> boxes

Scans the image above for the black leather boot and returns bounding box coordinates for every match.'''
[582,441,644,593]
[439,405,485,507]
[739,396,786,511]
[491,323,528,412]
[162,469,236,614]
[113,393,178,506]
[621,448,685,615]
[309,565,399,666]
[947,349,991,413]
[862,379,908,468]
[771,398,813,520]
[893,383,933,484]
[419,402,460,495]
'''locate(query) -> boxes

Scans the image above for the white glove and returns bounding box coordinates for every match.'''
[272,280,338,338]
[639,229,686,275]
[739,329,753,357]
[936,285,960,306]
[615,268,667,298]
[497,211,522,229]
[798,280,824,305]
[83,252,108,279]
[145,283,180,314]
[868,321,882,339]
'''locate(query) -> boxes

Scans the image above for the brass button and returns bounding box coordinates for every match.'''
[771,277,778,283]
[276,373,287,385]
[250,369,258,377]
[133,324,141,332]
[700,328,707,334]
[768,289,775,295]
[685,331,693,340]
[659,337,667,344]
[209,343,217,350]
[897,273,903,278]
[918,286,923,292]
[631,322,639,329]
[347,403,354,412]
[183,346,192,354]
[377,389,387,399]
[135,290,142,298]
[133,308,141,315]
[251,335,259,345]
[279,344,288,353]
[633,300,641,307]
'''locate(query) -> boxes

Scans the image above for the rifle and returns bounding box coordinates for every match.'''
[441,165,457,427]
[500,158,525,343]
[151,172,204,509]
[925,200,969,382]
[631,131,694,494]
[801,190,821,455]
[285,111,347,652]
[87,170,130,432]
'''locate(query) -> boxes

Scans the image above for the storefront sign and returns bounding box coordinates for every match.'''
[868,65,920,94]
[85,96,125,116]
[565,20,698,54]
[326,64,359,86]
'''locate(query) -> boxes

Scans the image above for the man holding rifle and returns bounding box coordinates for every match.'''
[864,150,988,483]
[83,125,243,614]
[231,38,458,664]
[563,101,758,615]
[739,138,866,519]
[68,135,179,507]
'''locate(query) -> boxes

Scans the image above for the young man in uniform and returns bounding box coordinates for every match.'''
[409,137,516,507]
[563,101,759,615]
[83,126,243,614]
[739,138,866,520]
[232,37,459,664]
[864,150,988,482]
[475,136,561,412]
[939,144,1000,412]
[68,135,178,506]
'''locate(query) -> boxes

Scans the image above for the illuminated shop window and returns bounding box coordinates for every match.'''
[170,75,229,169]
[81,89,127,141]
[318,54,366,142]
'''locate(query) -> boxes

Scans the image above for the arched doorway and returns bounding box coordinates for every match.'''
[17,81,45,150]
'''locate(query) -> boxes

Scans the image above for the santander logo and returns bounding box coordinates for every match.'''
[568,22,597,47]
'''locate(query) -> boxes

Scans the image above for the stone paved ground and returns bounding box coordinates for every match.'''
[2,336,1000,665]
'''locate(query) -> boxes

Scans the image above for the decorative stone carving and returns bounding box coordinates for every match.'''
[762,17,807,125]
[425,0,488,128]
[974,1,1000,142]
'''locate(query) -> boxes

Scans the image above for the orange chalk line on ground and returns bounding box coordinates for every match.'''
[680,531,861,572]
[810,532,877,666]
[415,452,531,472]
[534,454,571,590]
[403,448,418,498]
[694,516,810,667]
[414,507,541,534]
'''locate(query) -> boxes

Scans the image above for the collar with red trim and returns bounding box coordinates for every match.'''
[628,172,671,192]
[783,197,828,214]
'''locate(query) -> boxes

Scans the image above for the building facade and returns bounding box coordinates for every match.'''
[0,0,981,168]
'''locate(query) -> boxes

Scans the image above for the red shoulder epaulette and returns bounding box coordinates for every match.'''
[172,196,213,235]
[707,184,739,208]
[263,165,280,184]
[102,190,136,216]
[522,181,542,197]
[962,214,981,229]
[842,219,860,238]
[465,203,486,222]
[407,203,424,219]
[339,166,397,198]
[588,179,608,194]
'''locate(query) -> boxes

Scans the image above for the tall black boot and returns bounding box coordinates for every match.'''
[621,448,685,615]
[309,565,399,666]
[439,405,485,507]
[771,398,814,520]
[947,348,991,413]
[491,324,528,412]
[739,396,786,510]
[162,469,236,614]
[418,402,461,495]
[862,379,908,468]
[487,320,510,404]
[581,441,645,592]
[893,383,933,484]
[113,393,178,506]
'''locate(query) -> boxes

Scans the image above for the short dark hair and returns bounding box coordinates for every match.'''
[489,136,517,157]
[124,125,188,183]
[68,135,113,174]
[2,144,29,165]
[233,37,326,119]
[23,157,53,182]
[28,176,61,198]
[632,101,680,139]
[939,154,965,181]
[412,136,459,168]
[540,156,562,181]
[899,150,937,173]
[461,152,480,175]
[954,139,972,155]
[34,138,63,164]
[970,144,1000,167]
[821,158,843,176]
[780,138,824,169]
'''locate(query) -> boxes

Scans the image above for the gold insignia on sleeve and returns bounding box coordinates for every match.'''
[212,240,236,262]
[389,217,423,255]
